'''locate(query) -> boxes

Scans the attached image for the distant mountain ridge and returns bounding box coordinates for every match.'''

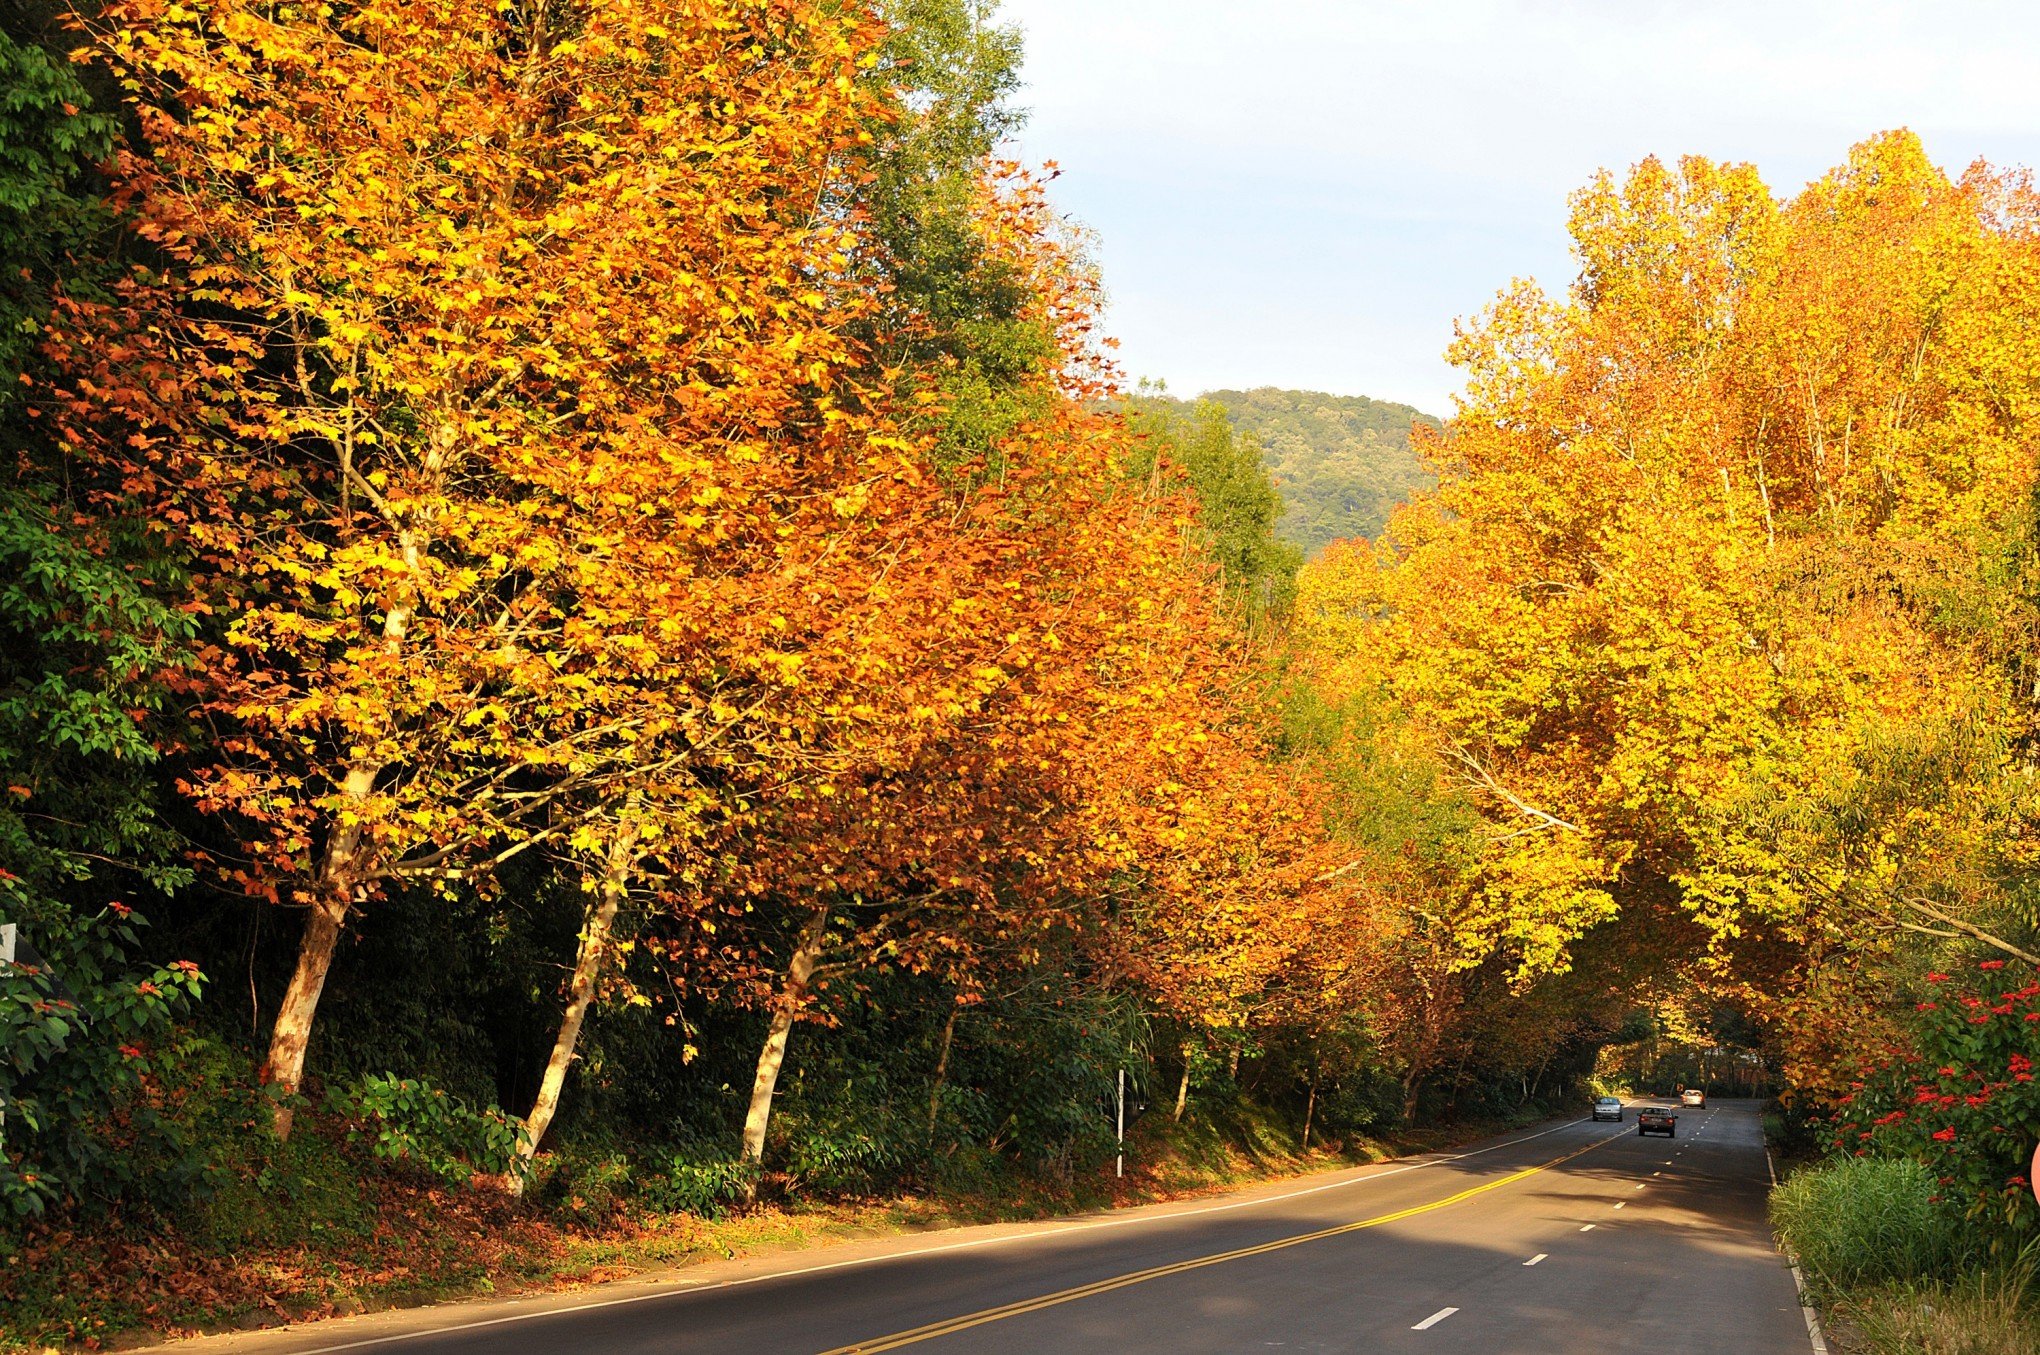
[1200,387,1440,559]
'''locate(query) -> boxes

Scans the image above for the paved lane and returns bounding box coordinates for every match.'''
[173,1099,1809,1355]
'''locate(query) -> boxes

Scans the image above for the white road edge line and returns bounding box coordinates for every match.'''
[1788,1261,1832,1355]
[1523,1254,1547,1266]
[1767,1147,1832,1355]
[260,1117,1611,1355]
[1580,1224,1597,1232]
[1411,1307,1460,1331]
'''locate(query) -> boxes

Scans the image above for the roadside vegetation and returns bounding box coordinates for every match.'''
[1773,1156,2040,1354]
[7,0,2040,1351]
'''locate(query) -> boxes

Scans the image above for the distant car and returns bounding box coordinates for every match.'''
[1638,1107,1678,1137]
[1592,1096,1623,1122]
[1681,1088,1706,1108]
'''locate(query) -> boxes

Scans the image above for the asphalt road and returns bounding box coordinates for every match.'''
[176,1098,1813,1355]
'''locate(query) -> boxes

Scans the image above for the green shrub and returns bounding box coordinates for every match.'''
[788,1119,916,1196]
[0,899,205,1223]
[325,1074,527,1186]
[1771,1156,1973,1289]
[534,1146,635,1223]
[639,1153,757,1218]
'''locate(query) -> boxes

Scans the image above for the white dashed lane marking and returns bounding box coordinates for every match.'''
[1411,1307,1459,1331]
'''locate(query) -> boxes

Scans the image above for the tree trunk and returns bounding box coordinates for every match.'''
[1172,1044,1191,1123]
[926,1004,959,1144]
[517,824,639,1179]
[259,521,426,1139]
[1528,1044,1555,1103]
[1302,1075,1317,1151]
[260,889,348,1140]
[740,906,828,1177]
[1401,1066,1423,1125]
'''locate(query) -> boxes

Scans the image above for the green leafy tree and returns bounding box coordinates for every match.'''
[0,10,203,1223]
[862,0,1053,474]
[1126,392,1303,621]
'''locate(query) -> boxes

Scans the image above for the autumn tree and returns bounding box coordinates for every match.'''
[69,0,924,1134]
[1294,134,2040,992]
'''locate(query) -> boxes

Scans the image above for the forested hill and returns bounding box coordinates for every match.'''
[1201,388,1441,558]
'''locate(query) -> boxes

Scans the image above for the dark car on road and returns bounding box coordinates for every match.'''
[1591,1095,1623,1122]
[1638,1107,1677,1137]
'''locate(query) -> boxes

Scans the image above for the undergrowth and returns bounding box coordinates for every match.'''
[1824,1251,2040,1355]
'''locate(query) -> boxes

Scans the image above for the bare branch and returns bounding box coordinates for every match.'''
[1447,743,1582,836]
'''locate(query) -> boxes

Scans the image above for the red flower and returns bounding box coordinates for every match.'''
[1917,1002,1939,1011]
[119,1044,143,1059]
[1932,1127,1958,1141]
[170,959,201,975]
[108,900,133,918]
[1928,972,1950,983]
[136,980,162,997]
[1980,960,2006,970]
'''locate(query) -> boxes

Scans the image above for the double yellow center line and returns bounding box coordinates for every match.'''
[819,1126,1627,1353]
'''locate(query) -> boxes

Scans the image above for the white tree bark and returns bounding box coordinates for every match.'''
[518,824,640,1177]
[740,906,829,1175]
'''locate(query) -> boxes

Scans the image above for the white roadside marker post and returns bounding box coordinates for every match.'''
[0,921,13,1152]
[1116,1067,1126,1180]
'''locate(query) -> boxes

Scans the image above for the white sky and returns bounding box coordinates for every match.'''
[995,0,2040,413]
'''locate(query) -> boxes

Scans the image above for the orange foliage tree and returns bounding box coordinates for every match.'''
[67,0,949,1134]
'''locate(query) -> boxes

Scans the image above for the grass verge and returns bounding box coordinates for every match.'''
[1765,1139,2040,1354]
[1817,1255,2040,1355]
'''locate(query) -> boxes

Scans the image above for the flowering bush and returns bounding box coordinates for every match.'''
[1819,959,2040,1238]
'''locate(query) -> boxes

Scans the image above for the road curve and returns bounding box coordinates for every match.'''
[169,1098,1809,1354]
